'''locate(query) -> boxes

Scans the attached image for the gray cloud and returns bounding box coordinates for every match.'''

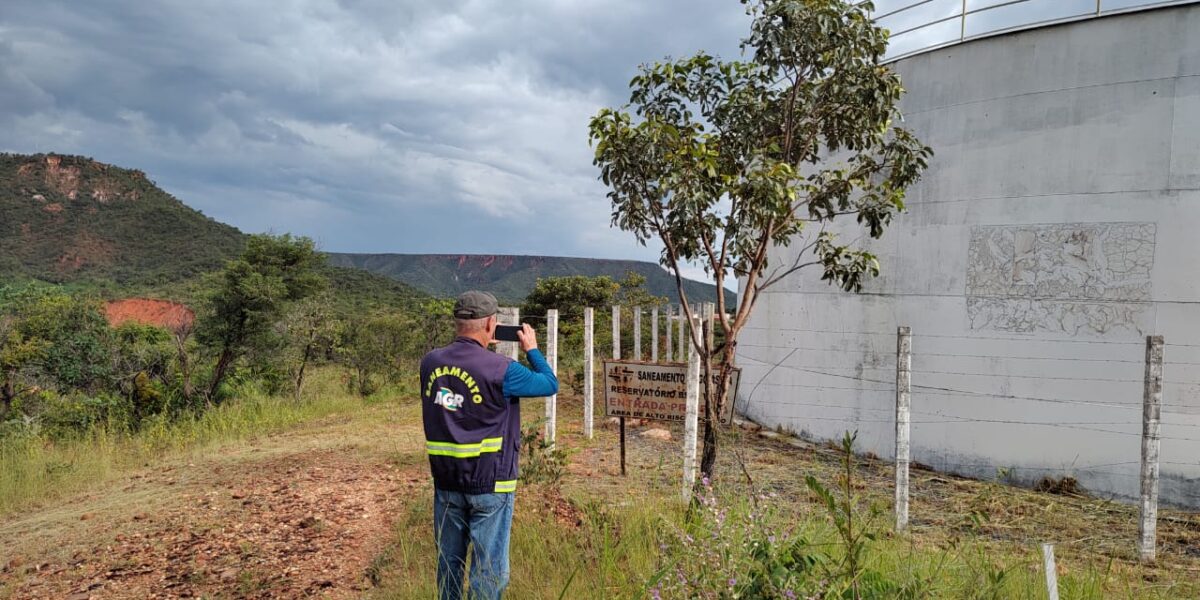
[0,0,748,265]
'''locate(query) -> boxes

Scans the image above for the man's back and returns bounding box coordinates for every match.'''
[420,337,519,494]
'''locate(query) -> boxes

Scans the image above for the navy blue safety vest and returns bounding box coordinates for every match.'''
[420,337,520,494]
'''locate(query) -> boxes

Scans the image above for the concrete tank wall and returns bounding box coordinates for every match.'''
[735,5,1200,507]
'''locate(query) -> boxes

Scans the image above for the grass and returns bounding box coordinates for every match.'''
[366,476,1155,599]
[368,485,669,599]
[2,365,1197,598]
[368,387,1199,599]
[0,369,375,518]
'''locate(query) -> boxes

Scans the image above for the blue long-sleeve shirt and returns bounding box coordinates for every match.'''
[502,348,558,400]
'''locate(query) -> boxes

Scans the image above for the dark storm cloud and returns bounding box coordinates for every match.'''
[0,0,749,262]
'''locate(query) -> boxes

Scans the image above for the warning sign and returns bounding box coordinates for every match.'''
[603,360,740,424]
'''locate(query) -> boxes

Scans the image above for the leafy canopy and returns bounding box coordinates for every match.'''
[588,0,931,336]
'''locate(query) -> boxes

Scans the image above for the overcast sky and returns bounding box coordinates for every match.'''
[1,0,1091,285]
[0,0,750,284]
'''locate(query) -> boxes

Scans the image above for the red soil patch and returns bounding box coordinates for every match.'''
[106,299,195,333]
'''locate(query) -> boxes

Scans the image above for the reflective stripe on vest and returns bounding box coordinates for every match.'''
[425,437,503,458]
[494,479,517,493]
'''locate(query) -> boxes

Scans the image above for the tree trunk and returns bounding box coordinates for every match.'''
[208,347,235,403]
[174,328,195,404]
[295,341,314,402]
[0,374,14,419]
[699,368,731,481]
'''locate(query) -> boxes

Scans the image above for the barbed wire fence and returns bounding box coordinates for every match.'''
[504,303,1196,568]
[734,325,1200,563]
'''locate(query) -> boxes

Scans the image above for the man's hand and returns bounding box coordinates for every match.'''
[516,323,538,353]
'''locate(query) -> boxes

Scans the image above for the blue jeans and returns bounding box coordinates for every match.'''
[433,488,514,600]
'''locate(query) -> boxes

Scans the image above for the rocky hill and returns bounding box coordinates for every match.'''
[0,153,730,305]
[0,153,244,284]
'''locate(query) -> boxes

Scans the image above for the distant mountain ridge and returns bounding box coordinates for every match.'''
[0,153,731,305]
[326,253,733,305]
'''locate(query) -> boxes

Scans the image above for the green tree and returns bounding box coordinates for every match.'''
[16,293,113,394]
[615,271,666,310]
[111,322,174,421]
[282,294,339,401]
[588,0,930,482]
[339,312,410,397]
[196,234,326,403]
[0,317,47,418]
[411,299,456,356]
[523,275,620,323]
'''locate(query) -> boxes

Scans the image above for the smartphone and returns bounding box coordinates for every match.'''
[494,324,522,342]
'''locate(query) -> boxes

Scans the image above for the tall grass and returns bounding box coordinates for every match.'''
[0,369,363,517]
[370,487,670,599]
[370,433,1184,600]
[371,482,1177,599]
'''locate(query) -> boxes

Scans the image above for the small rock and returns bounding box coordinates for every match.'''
[80,513,95,521]
[219,568,239,582]
[231,491,246,500]
[736,418,762,432]
[640,428,672,441]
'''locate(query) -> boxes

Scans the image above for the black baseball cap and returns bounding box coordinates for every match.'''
[454,290,498,319]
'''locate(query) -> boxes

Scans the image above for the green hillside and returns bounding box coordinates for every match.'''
[0,153,730,306]
[326,253,734,305]
[0,153,245,285]
[0,153,427,310]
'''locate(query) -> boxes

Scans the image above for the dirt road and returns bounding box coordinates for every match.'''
[0,410,428,599]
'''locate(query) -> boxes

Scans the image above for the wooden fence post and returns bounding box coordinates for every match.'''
[498,307,519,360]
[545,309,558,446]
[1140,335,1164,562]
[651,307,659,362]
[683,314,702,502]
[583,307,594,439]
[895,326,912,532]
[1042,543,1059,600]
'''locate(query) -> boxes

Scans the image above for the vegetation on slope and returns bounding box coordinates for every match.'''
[326,252,734,305]
[0,153,244,285]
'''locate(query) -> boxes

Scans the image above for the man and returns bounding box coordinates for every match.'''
[420,291,558,600]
